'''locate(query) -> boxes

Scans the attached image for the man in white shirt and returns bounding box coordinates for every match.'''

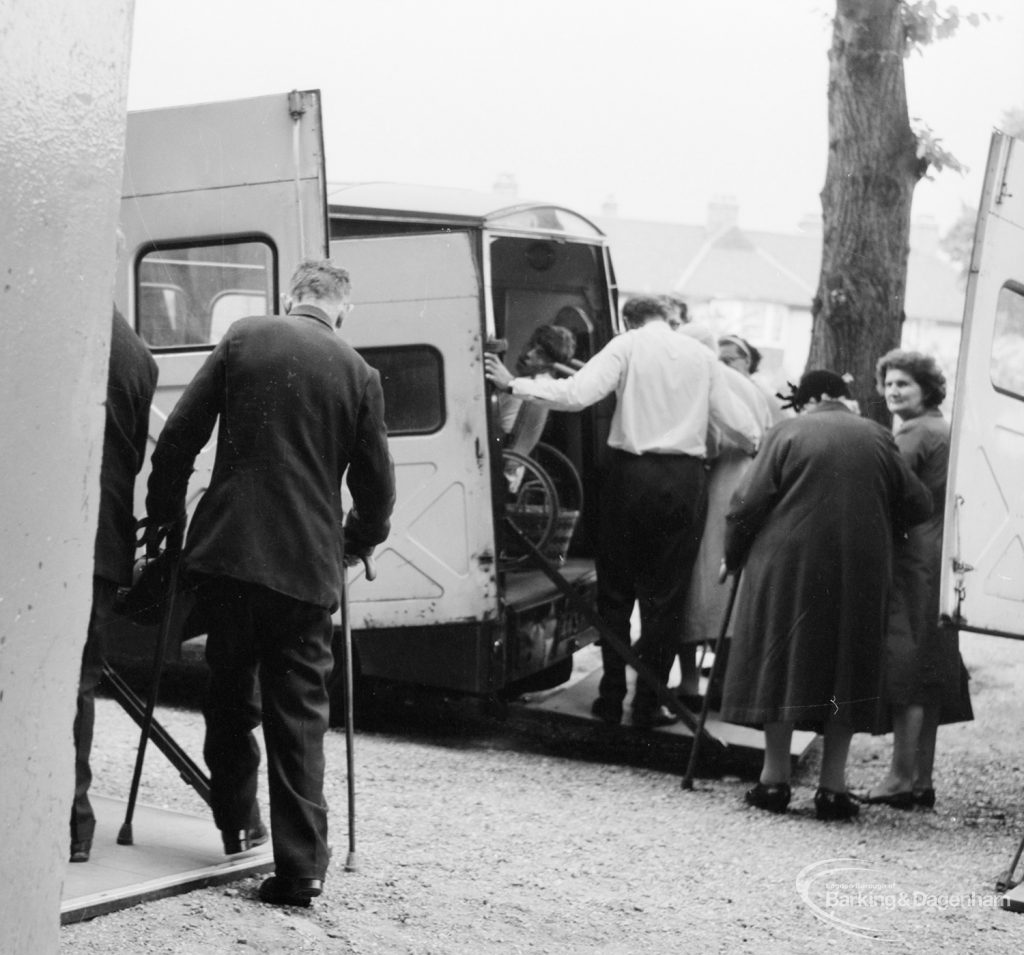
[485,296,759,728]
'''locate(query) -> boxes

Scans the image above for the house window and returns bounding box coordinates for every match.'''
[991,284,1024,401]
[136,239,275,348]
[359,345,445,435]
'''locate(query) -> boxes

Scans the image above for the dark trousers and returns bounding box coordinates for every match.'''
[71,576,118,846]
[198,578,333,881]
[595,451,708,715]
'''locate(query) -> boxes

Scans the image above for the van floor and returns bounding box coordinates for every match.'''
[501,557,595,609]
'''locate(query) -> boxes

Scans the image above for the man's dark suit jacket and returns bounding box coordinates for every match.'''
[146,304,395,610]
[95,308,158,585]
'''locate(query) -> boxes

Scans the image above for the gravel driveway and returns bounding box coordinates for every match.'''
[61,633,1024,954]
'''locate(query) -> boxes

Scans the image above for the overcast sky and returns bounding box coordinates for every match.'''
[127,0,1024,235]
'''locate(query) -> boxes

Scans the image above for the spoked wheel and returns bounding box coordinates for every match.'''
[501,449,560,565]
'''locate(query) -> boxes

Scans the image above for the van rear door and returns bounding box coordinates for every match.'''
[328,232,499,632]
[942,131,1024,637]
[118,90,327,517]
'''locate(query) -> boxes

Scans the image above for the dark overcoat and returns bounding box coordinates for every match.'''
[882,409,972,720]
[147,305,395,610]
[720,402,932,732]
[94,308,158,585]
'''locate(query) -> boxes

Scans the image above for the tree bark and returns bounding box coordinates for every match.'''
[809,0,924,423]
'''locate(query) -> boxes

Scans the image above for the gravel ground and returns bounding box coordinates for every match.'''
[61,633,1024,954]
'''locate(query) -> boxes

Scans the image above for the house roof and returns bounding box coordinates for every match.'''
[594,214,965,324]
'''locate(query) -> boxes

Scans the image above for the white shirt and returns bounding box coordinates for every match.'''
[509,320,760,456]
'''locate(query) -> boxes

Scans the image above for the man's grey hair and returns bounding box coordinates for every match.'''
[289,259,351,302]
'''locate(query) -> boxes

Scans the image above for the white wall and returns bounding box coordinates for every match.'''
[0,1,134,950]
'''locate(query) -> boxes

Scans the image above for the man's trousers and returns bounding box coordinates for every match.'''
[198,577,334,881]
[595,450,708,717]
[71,576,118,847]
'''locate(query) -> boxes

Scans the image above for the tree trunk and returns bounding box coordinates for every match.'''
[808,0,924,423]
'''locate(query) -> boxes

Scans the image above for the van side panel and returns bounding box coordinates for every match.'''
[119,91,327,522]
[942,132,1024,637]
[330,232,499,634]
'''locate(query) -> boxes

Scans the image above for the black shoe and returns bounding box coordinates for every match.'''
[913,787,936,809]
[673,691,705,713]
[590,697,623,725]
[744,782,791,814]
[631,705,678,730]
[258,876,323,907]
[222,821,269,855]
[815,787,860,821]
[858,788,915,809]
[69,840,91,863]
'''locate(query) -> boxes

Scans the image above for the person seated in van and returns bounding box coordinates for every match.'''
[496,324,577,438]
[495,324,576,496]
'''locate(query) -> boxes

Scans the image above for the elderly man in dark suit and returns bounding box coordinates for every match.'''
[70,307,158,863]
[146,259,395,907]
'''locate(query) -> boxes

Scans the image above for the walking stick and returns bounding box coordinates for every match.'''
[342,553,376,873]
[118,520,184,845]
[681,569,741,791]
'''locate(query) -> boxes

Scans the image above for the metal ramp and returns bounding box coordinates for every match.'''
[521,658,817,760]
[61,795,272,924]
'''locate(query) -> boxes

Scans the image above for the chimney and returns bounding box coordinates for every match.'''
[910,215,939,256]
[797,213,822,234]
[601,194,619,217]
[706,195,739,235]
[493,172,518,199]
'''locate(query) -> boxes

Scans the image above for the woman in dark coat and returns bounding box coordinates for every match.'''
[863,350,972,809]
[720,371,932,820]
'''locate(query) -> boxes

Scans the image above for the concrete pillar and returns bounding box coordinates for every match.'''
[0,2,134,951]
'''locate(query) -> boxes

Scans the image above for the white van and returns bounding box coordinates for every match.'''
[116,90,617,703]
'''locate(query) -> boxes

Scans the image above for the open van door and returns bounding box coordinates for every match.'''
[329,233,499,677]
[942,131,1024,638]
[117,90,327,519]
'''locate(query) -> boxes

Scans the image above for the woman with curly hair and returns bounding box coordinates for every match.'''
[862,350,973,810]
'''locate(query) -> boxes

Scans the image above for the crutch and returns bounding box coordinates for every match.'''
[341,553,376,873]
[117,520,185,845]
[681,569,741,790]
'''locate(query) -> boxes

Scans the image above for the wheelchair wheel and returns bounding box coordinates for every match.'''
[501,449,560,565]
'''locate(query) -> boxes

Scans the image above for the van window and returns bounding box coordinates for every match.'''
[136,239,275,348]
[991,284,1024,400]
[359,345,445,435]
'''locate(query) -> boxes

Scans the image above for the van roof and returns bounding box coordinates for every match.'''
[326,182,605,238]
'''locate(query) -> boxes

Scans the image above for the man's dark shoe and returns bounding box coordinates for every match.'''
[69,840,92,863]
[221,821,269,855]
[673,690,705,713]
[258,875,323,907]
[590,697,623,725]
[631,705,678,730]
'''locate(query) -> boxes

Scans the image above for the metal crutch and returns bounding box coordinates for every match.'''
[341,553,376,873]
[681,569,741,790]
[117,520,185,845]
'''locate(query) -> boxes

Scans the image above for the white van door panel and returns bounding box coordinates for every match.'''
[942,131,1024,637]
[119,90,327,520]
[330,232,499,628]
